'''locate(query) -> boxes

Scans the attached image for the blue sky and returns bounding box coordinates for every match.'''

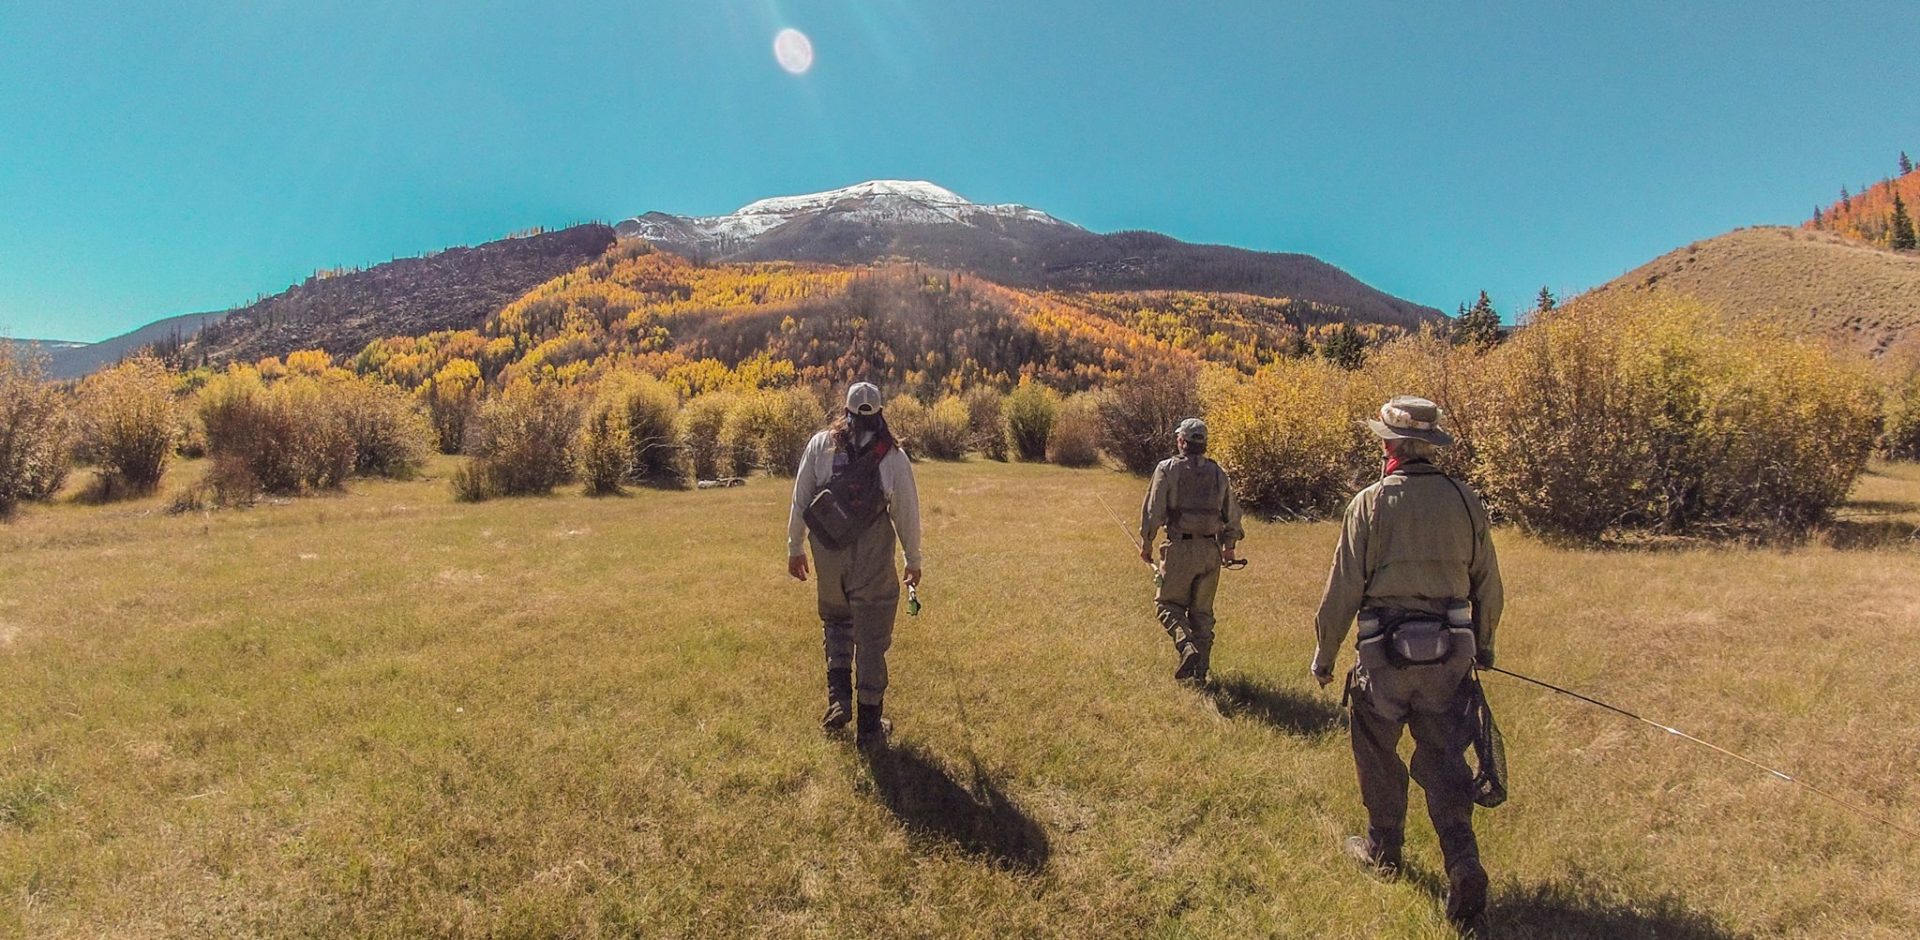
[3,1,1917,341]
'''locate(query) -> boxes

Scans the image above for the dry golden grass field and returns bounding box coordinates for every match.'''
[3,457,1919,938]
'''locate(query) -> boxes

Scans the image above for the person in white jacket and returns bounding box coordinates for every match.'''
[787,382,922,748]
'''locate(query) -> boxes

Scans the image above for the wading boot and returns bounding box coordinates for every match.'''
[856,700,891,750]
[1173,645,1204,683]
[821,668,853,733]
[1445,857,1489,925]
[1342,834,1402,879]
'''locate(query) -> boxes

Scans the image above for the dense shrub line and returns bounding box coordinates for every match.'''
[1201,295,1882,540]
[3,290,1894,546]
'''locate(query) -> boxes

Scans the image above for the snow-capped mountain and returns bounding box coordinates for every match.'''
[615,180,1079,255]
[617,179,1441,327]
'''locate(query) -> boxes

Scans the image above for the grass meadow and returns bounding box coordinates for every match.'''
[3,456,1919,938]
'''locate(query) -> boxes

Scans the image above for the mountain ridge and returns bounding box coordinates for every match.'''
[619,180,1443,328]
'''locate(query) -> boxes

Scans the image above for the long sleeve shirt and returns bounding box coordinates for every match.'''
[786,430,923,568]
[1311,462,1502,674]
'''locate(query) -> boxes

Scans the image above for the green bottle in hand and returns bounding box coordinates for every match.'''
[907,585,921,617]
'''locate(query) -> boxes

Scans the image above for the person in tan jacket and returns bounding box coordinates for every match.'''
[1311,396,1503,927]
[1140,418,1245,685]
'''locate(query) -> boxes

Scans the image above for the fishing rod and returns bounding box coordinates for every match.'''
[1485,665,1918,840]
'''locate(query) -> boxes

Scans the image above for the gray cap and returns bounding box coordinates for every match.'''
[1365,395,1454,446]
[1175,417,1208,441]
[846,382,883,416]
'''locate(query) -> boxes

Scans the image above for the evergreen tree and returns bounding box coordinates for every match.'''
[1842,186,1852,212]
[1536,286,1556,312]
[1893,193,1918,251]
[1453,291,1501,349]
[1320,323,1367,370]
[1903,151,1914,175]
[1813,206,1824,227]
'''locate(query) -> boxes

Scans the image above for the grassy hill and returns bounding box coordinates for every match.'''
[3,457,1917,937]
[1588,226,1920,356]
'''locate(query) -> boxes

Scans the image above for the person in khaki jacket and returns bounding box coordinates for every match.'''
[1140,418,1244,685]
[1311,396,1503,927]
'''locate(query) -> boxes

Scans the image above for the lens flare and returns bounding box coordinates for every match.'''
[773,28,814,75]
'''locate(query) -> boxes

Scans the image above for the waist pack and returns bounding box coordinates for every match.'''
[803,441,890,550]
[1357,607,1476,668]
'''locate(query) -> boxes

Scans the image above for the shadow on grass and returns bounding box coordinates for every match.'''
[1819,518,1919,550]
[1206,672,1345,738]
[861,742,1050,873]
[1403,866,1746,940]
[1840,498,1920,515]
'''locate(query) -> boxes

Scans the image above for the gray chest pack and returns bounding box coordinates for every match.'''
[803,439,891,550]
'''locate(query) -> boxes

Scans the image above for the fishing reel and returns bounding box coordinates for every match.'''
[1223,558,1249,570]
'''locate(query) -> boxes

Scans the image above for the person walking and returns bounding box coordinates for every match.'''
[1310,395,1503,926]
[1140,417,1244,685]
[788,382,923,749]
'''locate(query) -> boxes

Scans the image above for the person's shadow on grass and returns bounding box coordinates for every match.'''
[1206,672,1345,738]
[861,742,1050,873]
[1402,865,1747,939]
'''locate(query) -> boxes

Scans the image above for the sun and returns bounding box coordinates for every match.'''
[773,28,814,75]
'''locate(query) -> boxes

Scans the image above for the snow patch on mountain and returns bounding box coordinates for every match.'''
[615,180,1080,253]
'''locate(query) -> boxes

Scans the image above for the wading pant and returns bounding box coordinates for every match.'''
[1155,537,1222,661]
[811,514,900,706]
[1349,649,1480,867]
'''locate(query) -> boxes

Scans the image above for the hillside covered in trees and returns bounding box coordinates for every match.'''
[344,242,1407,403]
[1807,154,1920,251]
[176,225,618,367]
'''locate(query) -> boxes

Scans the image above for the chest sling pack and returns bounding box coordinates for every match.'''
[803,439,891,550]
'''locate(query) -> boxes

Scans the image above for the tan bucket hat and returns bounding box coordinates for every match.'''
[1365,395,1454,446]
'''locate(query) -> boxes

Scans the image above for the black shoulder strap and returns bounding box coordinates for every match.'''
[1443,475,1482,568]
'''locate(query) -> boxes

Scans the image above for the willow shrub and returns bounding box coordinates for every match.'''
[1878,352,1920,460]
[619,374,683,486]
[1202,358,1360,518]
[963,387,1007,461]
[1097,364,1202,475]
[1004,380,1058,462]
[576,395,631,496]
[680,393,735,480]
[720,388,823,477]
[1472,295,1878,539]
[918,395,973,461]
[1046,393,1102,468]
[884,394,929,455]
[0,352,71,517]
[336,379,432,480]
[460,380,582,498]
[77,356,178,497]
